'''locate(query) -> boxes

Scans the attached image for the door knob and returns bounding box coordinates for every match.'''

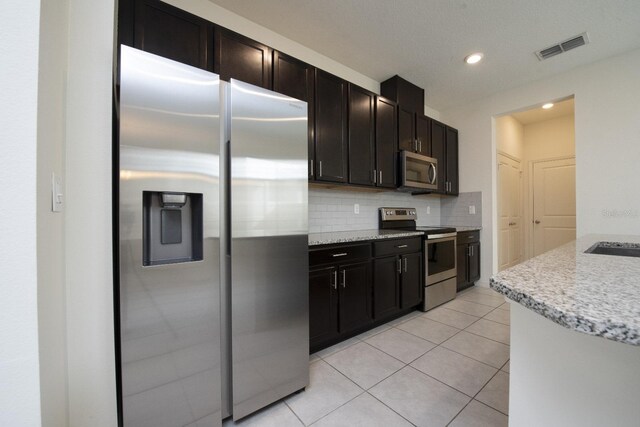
[534,220,541,224]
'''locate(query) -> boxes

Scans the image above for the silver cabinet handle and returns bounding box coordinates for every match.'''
[372,169,377,184]
[471,245,474,257]
[341,269,346,288]
[403,257,407,273]
[418,139,422,153]
[319,160,323,177]
[332,252,348,257]
[397,258,402,274]
[379,170,382,184]
[396,244,408,248]
[332,270,337,289]
[310,160,314,176]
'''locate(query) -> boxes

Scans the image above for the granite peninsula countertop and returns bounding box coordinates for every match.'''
[309,229,424,246]
[490,234,640,346]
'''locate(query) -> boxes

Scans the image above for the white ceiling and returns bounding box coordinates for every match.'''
[209,0,640,111]
[511,98,574,125]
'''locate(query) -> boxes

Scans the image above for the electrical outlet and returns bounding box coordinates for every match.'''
[469,205,476,215]
[427,206,431,214]
[354,203,359,214]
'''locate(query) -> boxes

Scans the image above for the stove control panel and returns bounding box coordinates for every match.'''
[379,207,417,222]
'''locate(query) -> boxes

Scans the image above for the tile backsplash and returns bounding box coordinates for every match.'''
[440,191,482,227]
[309,188,441,233]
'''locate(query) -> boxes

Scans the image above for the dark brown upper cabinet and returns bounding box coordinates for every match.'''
[272,51,315,178]
[380,75,424,114]
[397,106,416,152]
[314,70,348,183]
[214,27,272,88]
[127,0,213,70]
[431,119,447,193]
[348,84,376,186]
[375,96,398,188]
[431,120,459,195]
[446,126,459,195]
[415,115,431,157]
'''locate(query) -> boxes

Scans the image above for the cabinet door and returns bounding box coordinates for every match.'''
[309,267,339,346]
[214,27,272,88]
[401,252,422,308]
[446,126,459,195]
[375,97,397,188]
[431,119,447,193]
[373,256,400,320]
[348,85,375,186]
[468,242,481,283]
[132,0,212,70]
[272,51,315,178]
[415,115,431,157]
[315,70,348,183]
[338,261,372,334]
[398,107,416,152]
[456,244,469,291]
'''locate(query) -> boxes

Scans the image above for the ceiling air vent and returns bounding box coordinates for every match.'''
[535,32,589,61]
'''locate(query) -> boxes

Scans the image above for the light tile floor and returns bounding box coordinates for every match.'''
[224,286,510,427]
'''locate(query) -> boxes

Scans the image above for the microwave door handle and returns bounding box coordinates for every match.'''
[428,163,437,184]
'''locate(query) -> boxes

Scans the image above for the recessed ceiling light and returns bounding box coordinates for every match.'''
[542,103,554,109]
[464,53,484,64]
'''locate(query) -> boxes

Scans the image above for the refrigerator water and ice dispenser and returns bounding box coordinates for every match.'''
[142,191,203,266]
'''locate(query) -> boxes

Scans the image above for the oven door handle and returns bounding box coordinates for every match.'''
[427,232,457,240]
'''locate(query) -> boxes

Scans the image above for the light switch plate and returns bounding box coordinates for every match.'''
[52,173,64,212]
[469,205,476,215]
[354,203,359,214]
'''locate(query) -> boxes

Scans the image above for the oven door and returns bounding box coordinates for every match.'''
[400,151,437,190]
[426,234,457,285]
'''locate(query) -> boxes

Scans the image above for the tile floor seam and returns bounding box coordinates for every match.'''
[457,298,505,308]
[334,340,407,391]
[364,330,438,365]
[283,399,307,426]
[401,363,478,403]
[471,368,510,417]
[366,391,420,427]
[462,326,511,347]
[417,311,474,331]
[304,389,366,426]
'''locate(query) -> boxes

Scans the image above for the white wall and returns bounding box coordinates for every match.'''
[36,0,70,425]
[496,115,523,160]
[442,48,640,282]
[65,0,118,426]
[0,1,43,425]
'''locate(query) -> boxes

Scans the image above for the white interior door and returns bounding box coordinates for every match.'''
[498,154,523,271]
[532,157,576,256]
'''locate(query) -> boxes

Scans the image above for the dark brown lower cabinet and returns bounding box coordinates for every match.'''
[309,244,372,351]
[372,237,423,322]
[456,231,481,292]
[309,266,339,345]
[373,256,401,319]
[400,252,422,308]
[338,261,373,334]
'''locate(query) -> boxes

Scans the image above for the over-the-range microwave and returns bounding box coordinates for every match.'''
[399,151,438,191]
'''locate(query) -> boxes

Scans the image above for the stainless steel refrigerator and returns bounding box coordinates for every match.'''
[117,45,309,427]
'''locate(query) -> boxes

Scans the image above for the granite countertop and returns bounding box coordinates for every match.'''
[490,234,640,346]
[309,229,425,246]
[445,226,482,232]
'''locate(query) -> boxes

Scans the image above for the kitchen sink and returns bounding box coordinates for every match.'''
[584,242,640,257]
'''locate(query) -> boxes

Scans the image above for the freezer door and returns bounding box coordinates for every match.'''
[118,46,221,427]
[230,79,309,420]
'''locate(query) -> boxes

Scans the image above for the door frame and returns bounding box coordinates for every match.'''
[496,151,523,270]
[527,155,576,258]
